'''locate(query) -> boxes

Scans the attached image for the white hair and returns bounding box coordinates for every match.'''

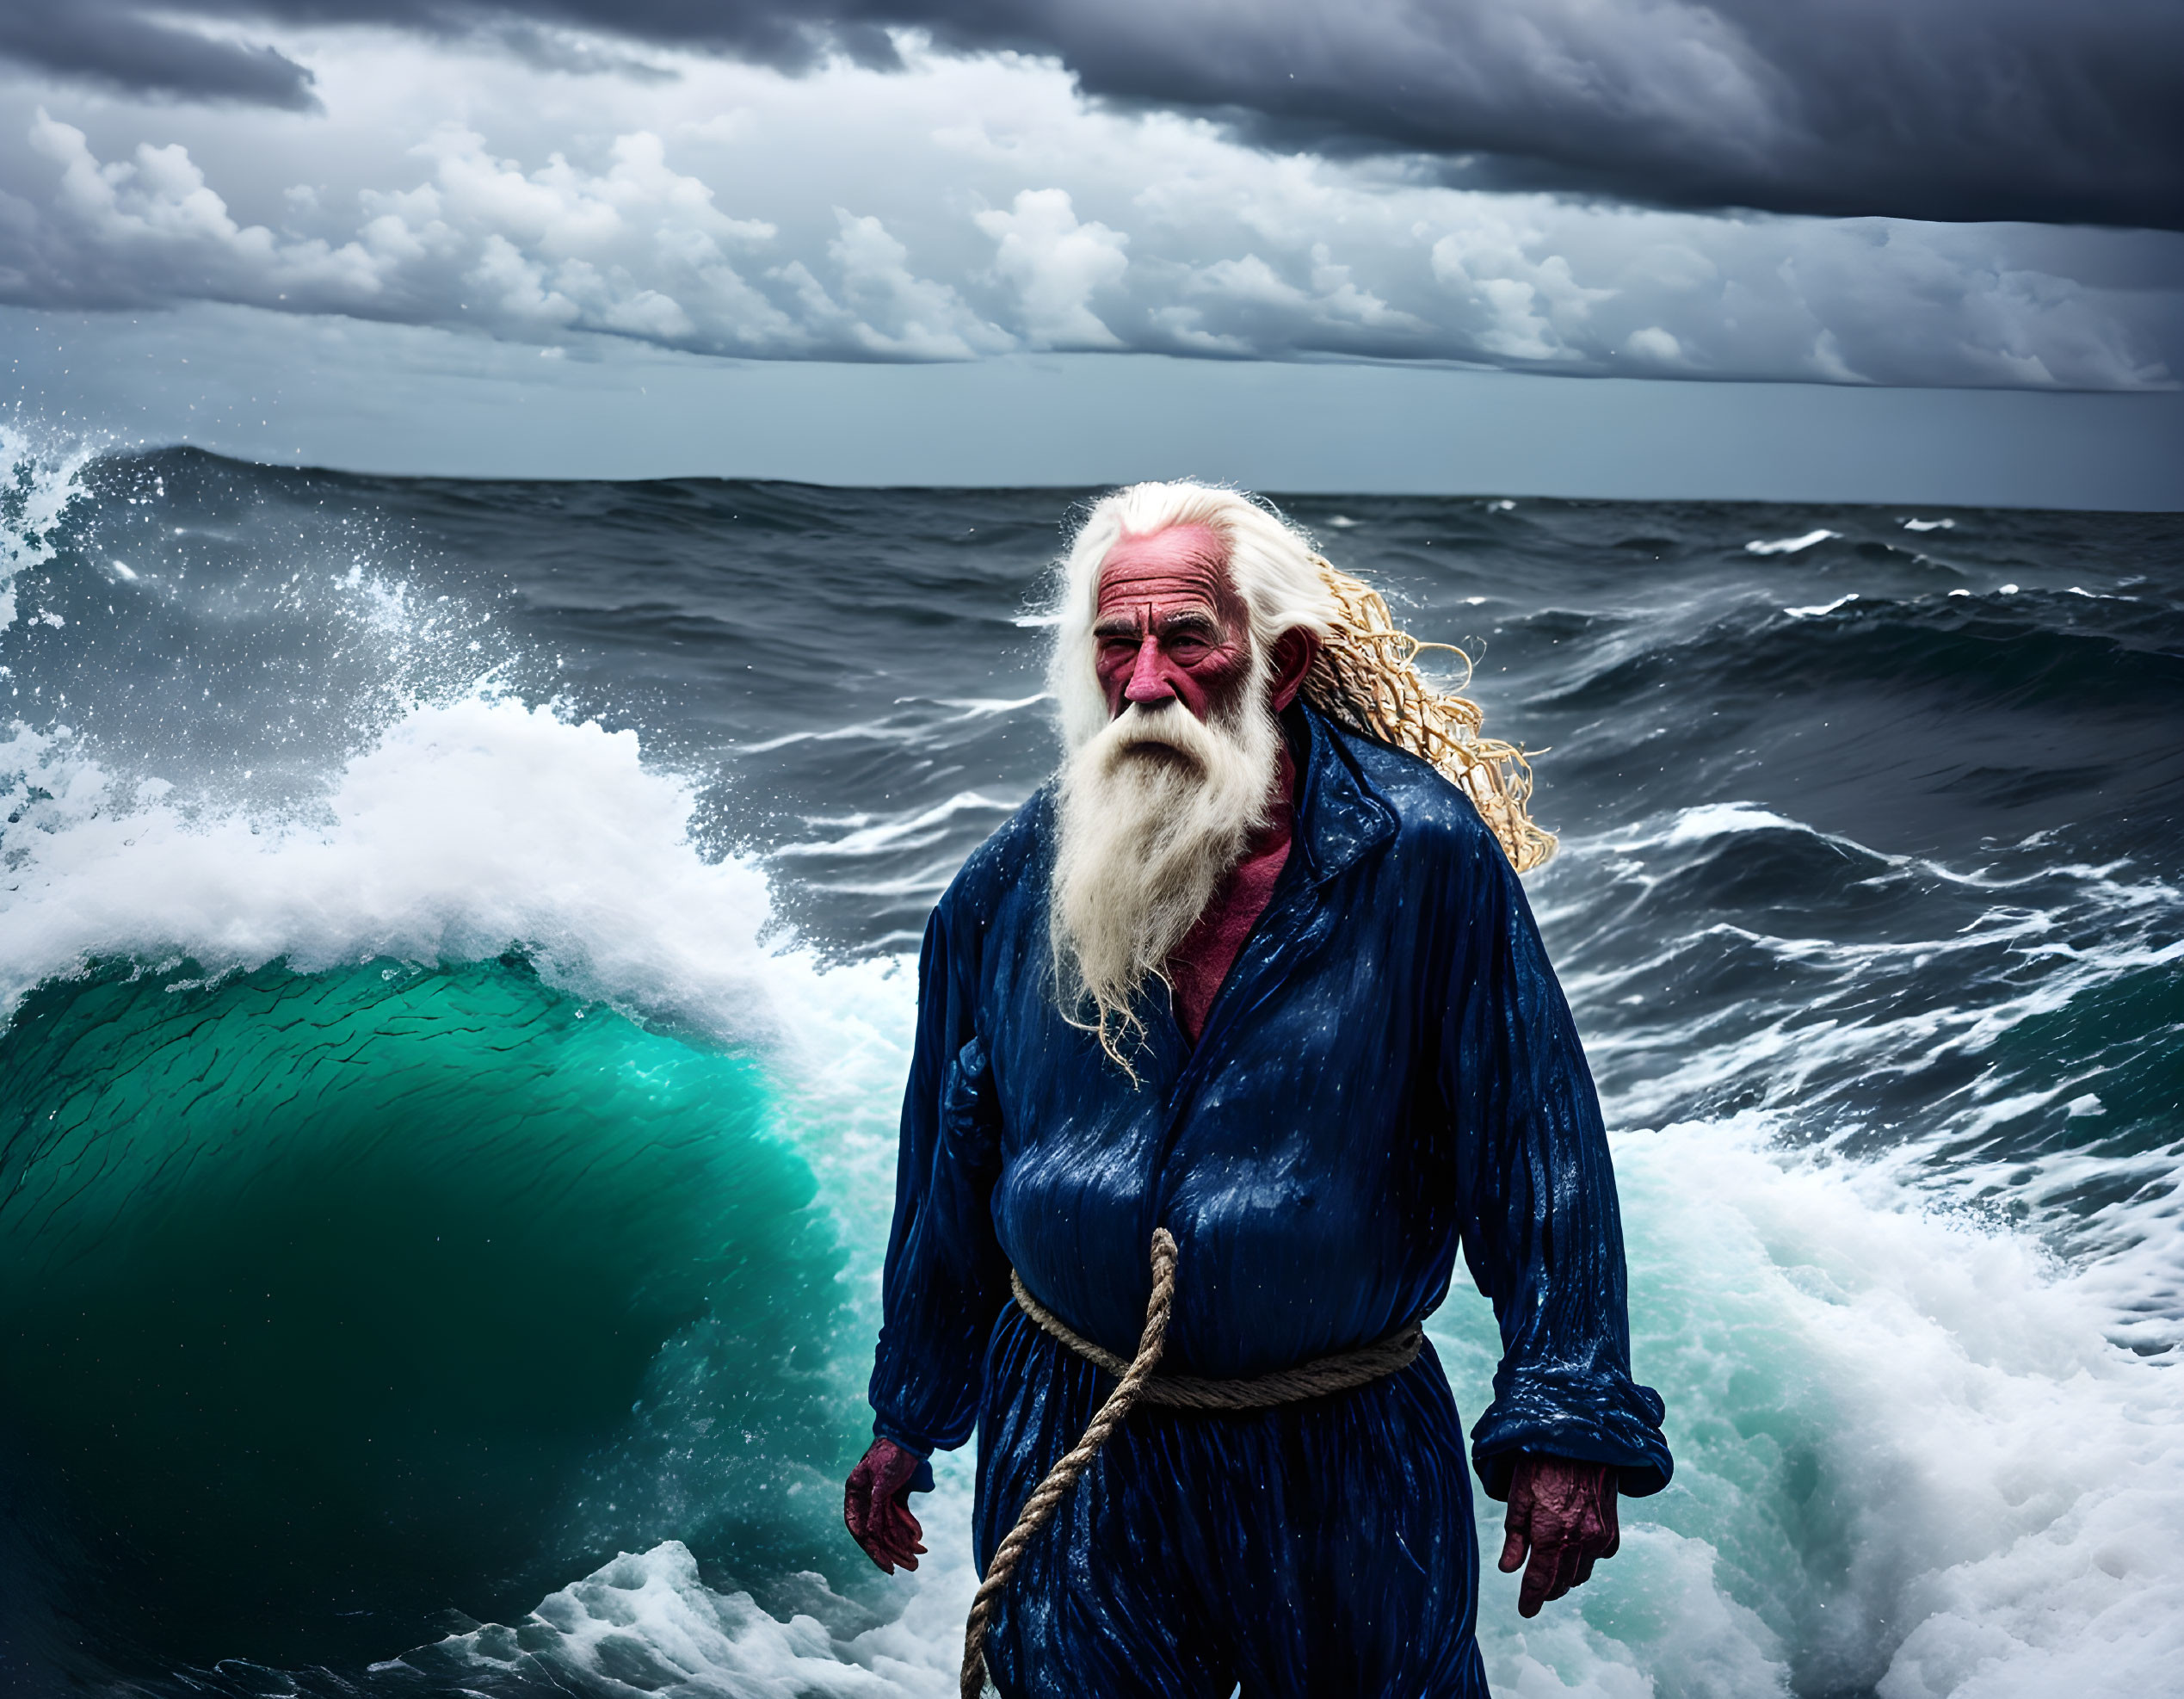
[1046,481,1340,755]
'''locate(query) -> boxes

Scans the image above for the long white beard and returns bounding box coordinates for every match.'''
[1049,683,1282,1063]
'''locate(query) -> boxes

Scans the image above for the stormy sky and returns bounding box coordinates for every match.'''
[1,1,2180,492]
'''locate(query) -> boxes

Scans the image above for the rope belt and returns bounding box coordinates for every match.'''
[959,1231,1426,1698]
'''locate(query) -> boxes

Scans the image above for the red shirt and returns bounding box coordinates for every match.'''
[1167,751,1296,1042]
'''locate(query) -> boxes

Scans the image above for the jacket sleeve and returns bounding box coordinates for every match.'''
[866,887,1012,1457]
[1442,827,1674,1500]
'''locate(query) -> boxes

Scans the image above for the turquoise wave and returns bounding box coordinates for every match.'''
[0,955,856,1676]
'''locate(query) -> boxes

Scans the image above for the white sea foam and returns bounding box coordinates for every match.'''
[384,1537,973,1697]
[1660,802,1809,843]
[0,695,797,1044]
[738,695,1052,757]
[773,791,1018,861]
[1745,529,1840,556]
[1552,816,2181,1300]
[1594,1118,2176,1698]
[932,693,1052,716]
[737,720,926,756]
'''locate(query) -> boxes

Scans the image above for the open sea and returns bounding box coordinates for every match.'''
[1,423,2179,1698]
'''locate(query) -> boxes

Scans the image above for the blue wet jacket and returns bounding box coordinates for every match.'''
[868,702,1671,1504]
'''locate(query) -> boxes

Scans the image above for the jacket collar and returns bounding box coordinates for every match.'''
[1281,700,1399,887]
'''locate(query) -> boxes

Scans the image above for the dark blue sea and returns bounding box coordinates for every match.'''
[2,425,2179,1697]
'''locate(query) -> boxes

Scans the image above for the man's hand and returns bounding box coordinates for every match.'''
[843,1438,928,1573]
[1497,1455,1619,1617]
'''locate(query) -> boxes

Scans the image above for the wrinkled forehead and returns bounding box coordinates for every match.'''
[1093,523,1239,621]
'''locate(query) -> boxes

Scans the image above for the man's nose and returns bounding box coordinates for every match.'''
[1123,633,1175,706]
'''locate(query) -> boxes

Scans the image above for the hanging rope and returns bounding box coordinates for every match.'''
[960,1229,1179,1699]
[960,1232,1430,1696]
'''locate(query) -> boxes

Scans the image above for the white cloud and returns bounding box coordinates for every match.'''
[812,208,1008,359]
[1431,225,1617,362]
[0,34,2174,387]
[28,108,387,305]
[974,188,1126,349]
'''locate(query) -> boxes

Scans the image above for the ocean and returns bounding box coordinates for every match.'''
[1,425,2178,1698]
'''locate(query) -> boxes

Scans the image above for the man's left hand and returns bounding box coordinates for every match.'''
[1496,1455,1619,1616]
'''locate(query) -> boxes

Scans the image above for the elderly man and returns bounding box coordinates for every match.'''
[844,483,1671,1697]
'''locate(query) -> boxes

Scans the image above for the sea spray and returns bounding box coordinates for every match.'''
[1,422,100,635]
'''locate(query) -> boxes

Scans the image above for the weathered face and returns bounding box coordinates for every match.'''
[1090,523,1317,732]
[1091,523,1255,726]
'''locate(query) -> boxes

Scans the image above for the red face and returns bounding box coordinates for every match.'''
[1092,524,1317,726]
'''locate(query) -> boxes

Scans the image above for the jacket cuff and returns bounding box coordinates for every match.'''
[871,1421,939,1492]
[1469,1366,1673,1501]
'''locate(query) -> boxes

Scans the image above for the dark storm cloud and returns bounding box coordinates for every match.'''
[3,0,2178,230]
[0,4,318,110]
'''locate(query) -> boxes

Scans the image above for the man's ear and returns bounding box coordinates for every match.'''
[1267,628,1320,713]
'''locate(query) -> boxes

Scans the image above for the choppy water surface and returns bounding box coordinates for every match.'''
[1,429,2179,1698]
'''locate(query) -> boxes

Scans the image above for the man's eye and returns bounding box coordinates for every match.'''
[1168,637,1209,658]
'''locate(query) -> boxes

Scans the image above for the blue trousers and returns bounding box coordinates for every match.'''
[973,1306,1490,1699]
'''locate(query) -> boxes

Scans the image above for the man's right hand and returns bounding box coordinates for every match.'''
[843,1437,928,1573]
